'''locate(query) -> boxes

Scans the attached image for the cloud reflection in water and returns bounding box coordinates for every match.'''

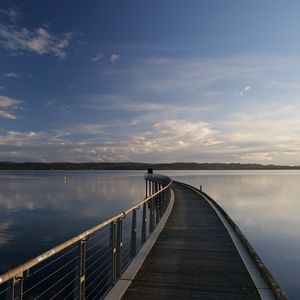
[0,171,145,273]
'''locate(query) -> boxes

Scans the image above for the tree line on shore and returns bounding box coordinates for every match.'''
[0,161,299,170]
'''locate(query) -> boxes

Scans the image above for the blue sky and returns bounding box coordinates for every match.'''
[1,1,300,164]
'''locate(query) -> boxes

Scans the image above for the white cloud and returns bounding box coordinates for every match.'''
[71,120,220,161]
[80,94,213,122]
[1,109,300,163]
[241,152,274,161]
[0,7,21,22]
[1,72,21,78]
[0,24,74,59]
[0,95,22,119]
[239,85,251,97]
[96,55,287,104]
[0,110,16,119]
[0,95,21,108]
[46,100,71,114]
[77,123,115,135]
[91,52,104,62]
[134,58,265,94]
[84,95,171,111]
[0,131,44,145]
[153,120,214,142]
[210,104,300,163]
[0,119,218,162]
[110,53,121,62]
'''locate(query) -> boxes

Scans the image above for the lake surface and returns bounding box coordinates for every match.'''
[0,171,145,274]
[0,170,299,299]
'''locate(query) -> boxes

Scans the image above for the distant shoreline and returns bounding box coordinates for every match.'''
[1,162,300,170]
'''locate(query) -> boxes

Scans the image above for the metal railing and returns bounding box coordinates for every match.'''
[0,174,172,300]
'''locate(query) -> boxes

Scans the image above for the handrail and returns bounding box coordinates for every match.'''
[0,173,172,299]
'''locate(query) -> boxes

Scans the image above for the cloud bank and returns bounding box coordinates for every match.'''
[2,53,300,163]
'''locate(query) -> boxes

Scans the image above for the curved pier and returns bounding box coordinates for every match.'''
[121,181,284,300]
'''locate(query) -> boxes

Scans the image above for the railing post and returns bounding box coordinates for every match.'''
[142,203,147,243]
[163,185,167,212]
[110,222,117,284]
[116,219,122,276]
[149,198,155,233]
[156,199,160,224]
[8,273,24,300]
[161,188,165,213]
[146,180,148,197]
[130,209,137,257]
[155,183,160,224]
[79,239,86,300]
[158,183,162,218]
[152,181,154,195]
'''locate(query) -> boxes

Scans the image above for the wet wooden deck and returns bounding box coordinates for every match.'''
[122,181,263,300]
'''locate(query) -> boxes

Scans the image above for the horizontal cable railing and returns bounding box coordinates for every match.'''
[0,173,172,300]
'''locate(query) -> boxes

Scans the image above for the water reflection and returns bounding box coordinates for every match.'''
[1,170,299,299]
[164,170,300,299]
[0,171,145,273]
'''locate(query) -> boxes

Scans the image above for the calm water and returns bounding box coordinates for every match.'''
[0,170,299,299]
[0,171,145,274]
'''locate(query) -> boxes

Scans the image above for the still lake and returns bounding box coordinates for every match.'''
[0,170,299,299]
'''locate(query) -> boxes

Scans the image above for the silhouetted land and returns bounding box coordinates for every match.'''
[0,161,300,170]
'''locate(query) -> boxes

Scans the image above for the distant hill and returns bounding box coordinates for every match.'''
[0,162,300,170]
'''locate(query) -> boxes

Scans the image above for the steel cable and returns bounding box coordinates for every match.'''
[24,255,79,295]
[86,244,110,263]
[33,265,79,299]
[48,275,79,300]
[86,248,111,272]
[85,263,112,290]
[25,244,79,280]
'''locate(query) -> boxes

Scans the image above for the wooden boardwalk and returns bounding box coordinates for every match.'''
[122,181,265,300]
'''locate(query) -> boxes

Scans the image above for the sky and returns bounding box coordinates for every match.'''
[1,0,300,164]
